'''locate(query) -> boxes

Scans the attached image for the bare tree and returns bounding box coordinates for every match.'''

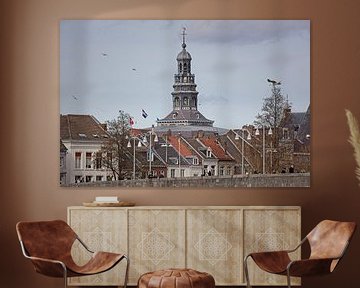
[99,110,132,180]
[255,81,288,173]
[255,83,287,128]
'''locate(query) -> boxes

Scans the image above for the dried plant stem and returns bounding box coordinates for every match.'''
[345,109,360,185]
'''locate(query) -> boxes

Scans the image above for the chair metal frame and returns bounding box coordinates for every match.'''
[244,224,353,288]
[18,223,129,288]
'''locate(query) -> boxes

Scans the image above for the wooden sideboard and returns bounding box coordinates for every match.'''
[67,206,301,286]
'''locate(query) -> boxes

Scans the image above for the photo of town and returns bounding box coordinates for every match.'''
[60,20,310,187]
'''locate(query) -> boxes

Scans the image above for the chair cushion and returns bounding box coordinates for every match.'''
[138,268,215,288]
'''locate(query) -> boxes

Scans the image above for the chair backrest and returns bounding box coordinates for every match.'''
[16,220,77,261]
[307,220,356,261]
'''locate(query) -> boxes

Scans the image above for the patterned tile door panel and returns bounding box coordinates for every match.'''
[244,209,301,286]
[68,208,127,286]
[187,209,243,285]
[128,209,186,284]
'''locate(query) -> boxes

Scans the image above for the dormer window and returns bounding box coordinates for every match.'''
[206,148,212,158]
[173,113,177,119]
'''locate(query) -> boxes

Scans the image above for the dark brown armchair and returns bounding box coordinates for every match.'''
[244,220,356,288]
[16,220,129,288]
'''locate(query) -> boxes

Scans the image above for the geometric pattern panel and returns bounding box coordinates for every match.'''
[128,209,186,284]
[244,209,301,286]
[187,209,243,285]
[68,208,127,286]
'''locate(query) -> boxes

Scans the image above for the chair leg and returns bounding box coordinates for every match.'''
[123,255,130,288]
[244,255,252,288]
[62,264,68,288]
[286,270,292,288]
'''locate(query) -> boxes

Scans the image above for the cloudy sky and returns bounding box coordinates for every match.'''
[60,20,310,129]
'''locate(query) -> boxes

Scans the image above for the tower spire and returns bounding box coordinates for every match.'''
[181,27,187,48]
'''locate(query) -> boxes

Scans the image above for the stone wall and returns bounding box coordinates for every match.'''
[71,173,310,188]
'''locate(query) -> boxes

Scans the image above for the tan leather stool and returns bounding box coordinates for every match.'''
[138,268,215,288]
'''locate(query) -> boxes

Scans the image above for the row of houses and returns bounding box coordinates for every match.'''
[60,107,310,186]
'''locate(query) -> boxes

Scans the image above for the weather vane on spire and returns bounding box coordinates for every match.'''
[181,27,187,48]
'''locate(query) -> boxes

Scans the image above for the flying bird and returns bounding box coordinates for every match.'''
[72,95,78,100]
[267,78,281,85]
[101,52,108,57]
[132,68,136,71]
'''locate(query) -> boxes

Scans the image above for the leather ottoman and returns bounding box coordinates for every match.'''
[138,268,215,288]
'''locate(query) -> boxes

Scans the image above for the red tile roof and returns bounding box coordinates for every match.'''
[199,137,232,160]
[167,135,194,157]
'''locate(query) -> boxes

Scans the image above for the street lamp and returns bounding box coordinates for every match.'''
[127,136,142,180]
[255,126,273,174]
[234,128,251,175]
[143,125,158,177]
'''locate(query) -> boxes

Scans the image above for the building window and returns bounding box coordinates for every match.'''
[180,169,185,177]
[283,128,289,140]
[175,97,180,107]
[183,63,187,73]
[170,169,176,178]
[183,97,188,105]
[75,175,83,183]
[96,175,103,182]
[226,166,232,175]
[96,152,102,169]
[86,175,92,182]
[192,97,197,106]
[211,165,216,176]
[60,156,65,168]
[75,152,81,169]
[179,63,182,73]
[147,151,154,162]
[203,165,208,176]
[86,152,92,169]
[219,166,224,176]
[206,149,212,158]
[193,157,199,165]
[60,174,66,185]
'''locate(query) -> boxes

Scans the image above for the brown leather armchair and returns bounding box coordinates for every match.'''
[244,220,356,288]
[16,220,129,288]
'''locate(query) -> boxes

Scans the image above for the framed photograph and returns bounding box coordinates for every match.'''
[60,20,310,187]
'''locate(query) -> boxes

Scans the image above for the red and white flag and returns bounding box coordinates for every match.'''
[129,117,134,126]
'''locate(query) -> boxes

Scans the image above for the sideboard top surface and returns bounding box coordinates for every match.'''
[68,205,301,210]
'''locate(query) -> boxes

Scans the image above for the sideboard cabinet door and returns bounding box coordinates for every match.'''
[128,209,186,284]
[186,209,243,285]
[243,208,301,286]
[67,208,128,286]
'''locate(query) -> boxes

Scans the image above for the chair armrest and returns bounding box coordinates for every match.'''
[25,255,67,278]
[287,258,335,277]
